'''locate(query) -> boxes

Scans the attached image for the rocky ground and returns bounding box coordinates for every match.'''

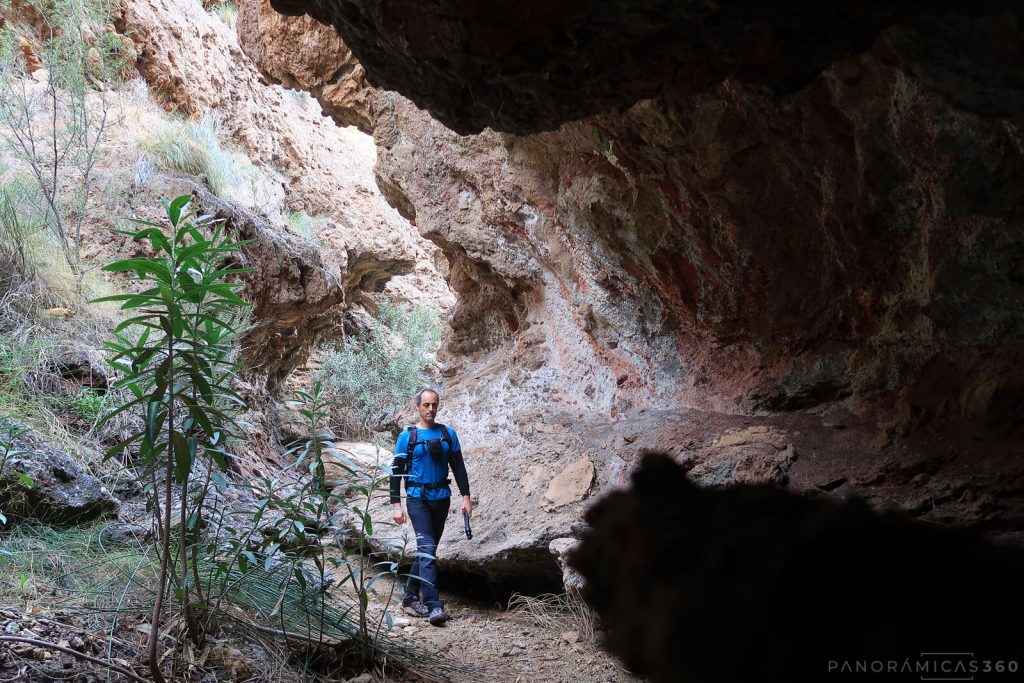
[377,596,633,683]
[0,505,634,682]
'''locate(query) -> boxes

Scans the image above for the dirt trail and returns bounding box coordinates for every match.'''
[367,589,636,683]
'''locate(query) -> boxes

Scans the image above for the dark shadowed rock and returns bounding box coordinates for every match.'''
[570,452,1024,683]
[0,424,119,524]
[269,1,1024,135]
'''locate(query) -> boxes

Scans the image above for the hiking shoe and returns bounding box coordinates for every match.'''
[428,607,449,626]
[403,599,430,618]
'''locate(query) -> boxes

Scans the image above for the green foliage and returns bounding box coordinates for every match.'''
[272,383,406,666]
[140,115,239,196]
[69,386,105,422]
[0,521,158,614]
[212,1,238,27]
[96,194,250,682]
[315,302,442,435]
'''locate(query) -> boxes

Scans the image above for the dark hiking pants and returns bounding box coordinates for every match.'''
[403,496,451,610]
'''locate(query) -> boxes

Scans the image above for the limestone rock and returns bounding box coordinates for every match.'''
[713,426,788,451]
[236,0,376,133]
[40,342,109,391]
[0,424,119,523]
[321,441,390,489]
[116,0,451,319]
[690,427,797,488]
[549,537,585,597]
[544,458,595,508]
[193,187,347,394]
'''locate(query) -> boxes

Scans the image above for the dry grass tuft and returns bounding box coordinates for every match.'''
[507,592,598,644]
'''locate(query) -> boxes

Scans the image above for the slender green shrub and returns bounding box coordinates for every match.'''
[314,302,442,436]
[96,194,250,683]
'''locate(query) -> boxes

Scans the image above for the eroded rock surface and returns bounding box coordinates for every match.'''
[0,424,119,523]
[115,0,451,341]
[238,0,1024,584]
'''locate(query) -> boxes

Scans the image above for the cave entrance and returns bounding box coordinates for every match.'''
[435,558,566,608]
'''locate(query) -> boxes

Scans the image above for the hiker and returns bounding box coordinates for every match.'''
[390,387,472,626]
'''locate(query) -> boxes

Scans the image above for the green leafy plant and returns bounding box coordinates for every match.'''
[314,302,441,436]
[69,386,105,423]
[17,571,33,602]
[217,383,410,674]
[95,194,250,683]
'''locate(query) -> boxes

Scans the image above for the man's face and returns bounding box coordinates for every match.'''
[418,391,439,424]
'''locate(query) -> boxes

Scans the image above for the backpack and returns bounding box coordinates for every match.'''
[406,423,453,458]
[404,424,454,490]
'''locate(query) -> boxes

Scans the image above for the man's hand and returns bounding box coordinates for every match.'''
[392,504,406,525]
[461,495,473,519]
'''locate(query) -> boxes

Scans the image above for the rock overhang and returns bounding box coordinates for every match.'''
[267,0,1024,134]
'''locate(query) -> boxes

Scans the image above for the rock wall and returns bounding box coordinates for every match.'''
[238,1,1024,579]
[115,0,452,391]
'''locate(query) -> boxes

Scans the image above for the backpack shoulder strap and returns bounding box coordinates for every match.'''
[437,423,453,450]
[406,426,418,457]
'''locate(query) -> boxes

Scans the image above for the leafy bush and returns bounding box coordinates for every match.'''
[69,386,105,423]
[314,302,442,436]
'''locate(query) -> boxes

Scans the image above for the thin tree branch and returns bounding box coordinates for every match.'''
[0,636,150,683]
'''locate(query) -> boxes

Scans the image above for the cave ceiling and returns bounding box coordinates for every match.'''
[269,0,1023,134]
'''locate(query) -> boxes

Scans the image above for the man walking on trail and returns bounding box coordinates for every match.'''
[390,388,472,626]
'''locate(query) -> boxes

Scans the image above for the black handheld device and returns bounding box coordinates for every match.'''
[463,510,473,540]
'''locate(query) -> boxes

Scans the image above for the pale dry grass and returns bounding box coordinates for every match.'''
[507,592,598,644]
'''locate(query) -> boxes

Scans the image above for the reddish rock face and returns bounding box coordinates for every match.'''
[238,1,1024,578]
[373,53,1024,431]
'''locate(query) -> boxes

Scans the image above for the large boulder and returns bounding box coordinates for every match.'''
[570,452,1024,683]
[0,423,119,524]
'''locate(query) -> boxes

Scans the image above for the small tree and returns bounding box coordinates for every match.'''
[0,0,130,291]
[96,194,250,683]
